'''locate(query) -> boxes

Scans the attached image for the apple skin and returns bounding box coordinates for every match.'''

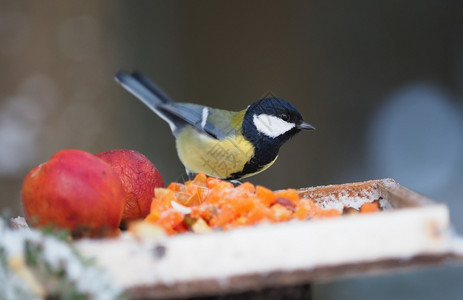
[21,149,126,237]
[95,149,164,224]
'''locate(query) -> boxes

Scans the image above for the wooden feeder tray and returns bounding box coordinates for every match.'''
[76,179,463,299]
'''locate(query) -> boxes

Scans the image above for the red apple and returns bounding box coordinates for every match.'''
[95,149,164,225]
[21,149,125,237]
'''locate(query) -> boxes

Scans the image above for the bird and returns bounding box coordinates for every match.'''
[115,71,315,180]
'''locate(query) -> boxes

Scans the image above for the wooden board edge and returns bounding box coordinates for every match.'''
[126,252,461,299]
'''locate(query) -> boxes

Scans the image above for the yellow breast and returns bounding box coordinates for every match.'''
[176,126,255,179]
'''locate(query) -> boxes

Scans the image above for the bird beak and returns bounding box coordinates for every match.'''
[297,121,315,130]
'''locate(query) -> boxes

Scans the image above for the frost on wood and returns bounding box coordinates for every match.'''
[298,180,385,211]
[0,218,123,300]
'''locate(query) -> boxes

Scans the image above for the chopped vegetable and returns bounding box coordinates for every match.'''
[190,218,213,233]
[143,173,344,235]
[360,201,380,213]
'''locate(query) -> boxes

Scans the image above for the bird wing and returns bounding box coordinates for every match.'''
[115,71,242,139]
[157,103,242,139]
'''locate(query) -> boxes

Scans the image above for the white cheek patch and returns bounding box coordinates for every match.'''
[253,114,295,138]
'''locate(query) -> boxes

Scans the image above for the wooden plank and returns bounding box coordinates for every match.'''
[76,179,463,299]
[376,179,434,208]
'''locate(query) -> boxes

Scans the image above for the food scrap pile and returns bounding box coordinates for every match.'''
[143,173,379,235]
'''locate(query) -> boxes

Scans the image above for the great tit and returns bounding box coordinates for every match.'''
[115,71,315,180]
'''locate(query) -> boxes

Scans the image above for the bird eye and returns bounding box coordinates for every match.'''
[279,113,289,121]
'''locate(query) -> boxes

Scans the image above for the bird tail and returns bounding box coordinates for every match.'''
[116,70,184,132]
[115,70,175,108]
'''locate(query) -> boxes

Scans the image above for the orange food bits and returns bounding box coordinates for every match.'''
[185,188,206,206]
[210,204,237,227]
[245,202,274,225]
[235,182,256,194]
[294,200,315,220]
[271,204,293,222]
[144,211,160,224]
[229,196,255,214]
[274,189,300,205]
[230,216,247,228]
[318,207,342,218]
[168,182,186,192]
[256,185,276,206]
[294,200,342,220]
[360,201,379,213]
[143,173,353,235]
[154,187,171,199]
[205,187,229,205]
[191,172,208,187]
[151,188,175,212]
[174,192,191,205]
[207,176,233,190]
[190,204,217,222]
[155,210,184,235]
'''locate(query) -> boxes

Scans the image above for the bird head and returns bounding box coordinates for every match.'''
[242,97,314,147]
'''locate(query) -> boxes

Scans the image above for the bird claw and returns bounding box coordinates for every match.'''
[229,179,243,186]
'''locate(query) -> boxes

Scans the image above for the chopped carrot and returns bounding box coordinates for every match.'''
[294,199,342,220]
[228,195,255,215]
[168,182,186,192]
[271,204,293,222]
[190,204,217,222]
[144,211,160,224]
[184,187,207,206]
[274,189,300,205]
[151,188,175,212]
[207,176,233,189]
[229,216,247,228]
[204,185,230,205]
[210,204,237,227]
[142,174,363,235]
[256,185,276,206]
[316,207,342,218]
[360,202,379,213]
[174,192,191,206]
[173,221,189,234]
[191,172,208,187]
[155,210,184,235]
[235,182,256,195]
[294,200,313,220]
[245,202,275,225]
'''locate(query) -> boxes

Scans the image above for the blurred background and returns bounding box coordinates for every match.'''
[1,0,463,299]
